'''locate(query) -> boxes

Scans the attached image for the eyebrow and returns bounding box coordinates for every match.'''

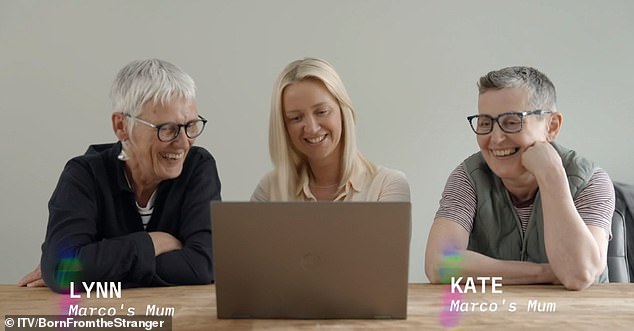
[284,102,334,114]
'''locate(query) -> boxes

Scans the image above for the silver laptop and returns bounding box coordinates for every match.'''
[211,201,411,319]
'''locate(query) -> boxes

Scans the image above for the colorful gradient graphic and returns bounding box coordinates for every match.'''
[55,256,82,315]
[438,247,463,329]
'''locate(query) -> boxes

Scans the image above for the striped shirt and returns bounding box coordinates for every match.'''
[136,190,157,230]
[435,164,614,236]
[124,171,157,230]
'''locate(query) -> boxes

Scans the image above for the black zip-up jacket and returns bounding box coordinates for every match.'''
[40,142,221,293]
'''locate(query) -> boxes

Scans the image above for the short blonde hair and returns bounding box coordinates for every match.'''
[267,57,375,200]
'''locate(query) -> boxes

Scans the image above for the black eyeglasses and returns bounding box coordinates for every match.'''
[124,113,208,142]
[467,110,551,135]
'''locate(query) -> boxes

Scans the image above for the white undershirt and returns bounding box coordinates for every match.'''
[136,191,157,230]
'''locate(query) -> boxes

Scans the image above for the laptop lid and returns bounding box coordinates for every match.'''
[211,201,411,319]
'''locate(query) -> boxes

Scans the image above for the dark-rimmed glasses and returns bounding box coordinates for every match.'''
[467,110,551,135]
[124,113,208,142]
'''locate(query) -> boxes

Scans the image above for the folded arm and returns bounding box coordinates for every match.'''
[151,152,221,285]
[425,218,559,285]
[523,142,613,290]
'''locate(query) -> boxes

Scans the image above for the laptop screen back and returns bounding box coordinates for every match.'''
[211,202,411,319]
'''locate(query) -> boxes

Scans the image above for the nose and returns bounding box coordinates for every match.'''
[303,115,320,134]
[171,127,190,147]
[489,122,506,143]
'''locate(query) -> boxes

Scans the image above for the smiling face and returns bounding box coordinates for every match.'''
[477,87,552,180]
[123,97,198,186]
[282,79,343,167]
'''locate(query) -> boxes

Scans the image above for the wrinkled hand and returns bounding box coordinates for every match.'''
[521,141,563,179]
[17,264,47,287]
[148,231,183,256]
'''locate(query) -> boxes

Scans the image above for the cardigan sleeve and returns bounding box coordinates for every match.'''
[41,159,156,293]
[152,150,222,285]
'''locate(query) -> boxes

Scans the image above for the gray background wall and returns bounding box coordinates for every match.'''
[1,0,633,284]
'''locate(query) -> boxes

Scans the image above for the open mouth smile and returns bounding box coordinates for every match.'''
[491,148,519,157]
[160,152,184,161]
[305,134,327,144]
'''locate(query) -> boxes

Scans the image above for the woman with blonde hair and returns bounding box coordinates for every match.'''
[251,57,409,202]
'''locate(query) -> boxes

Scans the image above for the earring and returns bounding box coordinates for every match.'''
[117,149,129,161]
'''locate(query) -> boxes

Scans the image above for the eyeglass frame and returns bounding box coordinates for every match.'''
[466,109,552,135]
[123,113,208,142]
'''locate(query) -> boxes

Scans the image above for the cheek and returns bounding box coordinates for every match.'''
[511,133,538,148]
[285,125,302,146]
[332,117,343,139]
[476,136,488,149]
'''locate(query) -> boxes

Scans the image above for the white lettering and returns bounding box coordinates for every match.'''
[83,282,95,297]
[69,282,80,298]
[450,276,504,293]
[67,304,118,316]
[527,299,557,312]
[146,304,175,316]
[450,277,463,293]
[449,299,499,312]
[68,282,122,299]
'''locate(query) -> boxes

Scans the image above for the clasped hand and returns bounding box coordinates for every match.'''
[520,141,564,180]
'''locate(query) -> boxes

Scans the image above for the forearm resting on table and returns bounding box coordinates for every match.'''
[537,169,606,290]
[427,249,558,285]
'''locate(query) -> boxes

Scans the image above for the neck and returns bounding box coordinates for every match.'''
[501,174,539,203]
[308,160,341,188]
[124,166,159,208]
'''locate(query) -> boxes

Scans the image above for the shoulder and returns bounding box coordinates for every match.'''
[257,170,276,185]
[53,143,123,194]
[375,167,407,181]
[583,168,614,196]
[442,164,474,194]
[371,166,409,189]
[186,146,216,163]
[552,143,597,180]
[251,170,275,201]
[65,143,118,172]
[181,146,219,177]
[462,151,486,173]
[372,166,411,201]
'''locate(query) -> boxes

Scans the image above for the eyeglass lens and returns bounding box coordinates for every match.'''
[158,120,205,141]
[473,113,522,134]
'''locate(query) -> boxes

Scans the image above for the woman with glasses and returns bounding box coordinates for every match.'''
[425,66,614,290]
[19,59,221,292]
[251,57,410,202]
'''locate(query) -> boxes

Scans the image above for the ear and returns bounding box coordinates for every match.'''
[546,112,563,141]
[112,112,129,141]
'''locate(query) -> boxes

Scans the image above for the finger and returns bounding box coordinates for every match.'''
[17,272,37,287]
[27,279,47,288]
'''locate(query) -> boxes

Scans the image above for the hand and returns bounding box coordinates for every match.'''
[148,231,183,256]
[521,141,564,180]
[17,264,47,287]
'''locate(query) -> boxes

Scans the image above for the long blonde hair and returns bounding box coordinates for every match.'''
[267,57,376,200]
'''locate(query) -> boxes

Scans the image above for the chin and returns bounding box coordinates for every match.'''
[160,168,184,180]
[485,160,519,179]
[490,166,524,180]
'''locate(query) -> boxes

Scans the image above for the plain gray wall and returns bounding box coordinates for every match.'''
[1,0,633,284]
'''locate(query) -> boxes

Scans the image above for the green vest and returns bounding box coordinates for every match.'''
[463,142,608,283]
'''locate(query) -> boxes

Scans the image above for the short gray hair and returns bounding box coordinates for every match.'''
[478,66,556,112]
[110,59,196,117]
